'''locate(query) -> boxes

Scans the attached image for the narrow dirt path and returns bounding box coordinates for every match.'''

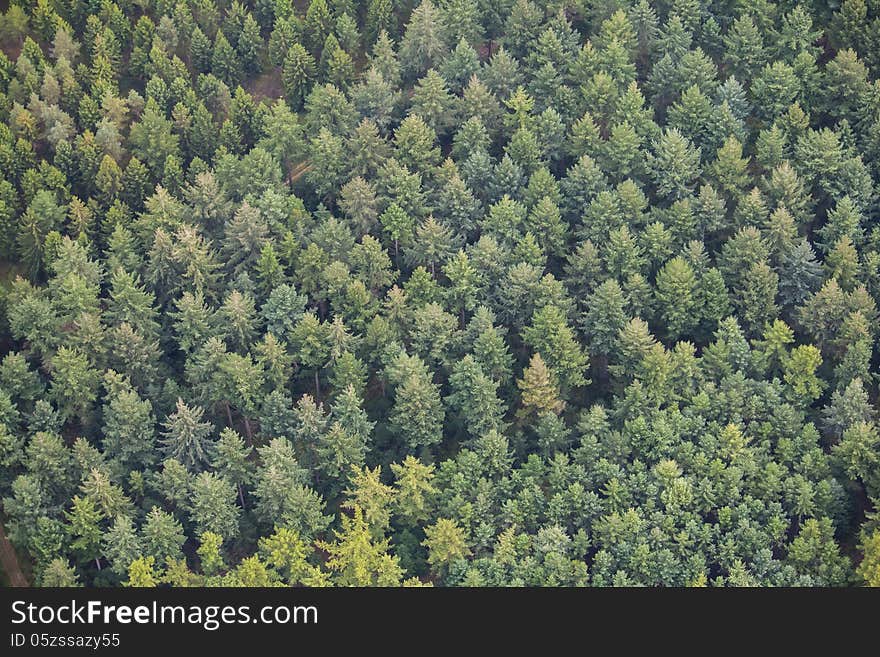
[0,522,28,587]
[287,161,312,184]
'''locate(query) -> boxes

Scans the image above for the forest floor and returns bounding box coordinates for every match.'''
[244,67,284,103]
[0,521,28,587]
[0,259,24,282]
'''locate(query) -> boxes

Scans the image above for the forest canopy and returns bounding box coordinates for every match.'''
[1,0,880,587]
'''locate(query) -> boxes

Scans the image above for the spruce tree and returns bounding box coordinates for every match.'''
[160,399,214,471]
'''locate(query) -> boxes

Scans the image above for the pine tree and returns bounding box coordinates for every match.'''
[141,507,186,565]
[779,239,823,308]
[49,346,101,424]
[106,268,161,341]
[525,196,567,258]
[317,505,403,586]
[197,531,226,578]
[369,30,402,88]
[391,455,436,525]
[347,119,393,179]
[409,69,455,136]
[253,441,326,536]
[222,201,269,277]
[441,38,480,93]
[237,14,263,76]
[822,378,875,440]
[102,374,156,471]
[211,31,241,88]
[160,399,214,471]
[39,559,81,587]
[255,243,286,300]
[282,44,317,109]
[856,530,880,586]
[315,422,367,486]
[343,464,395,534]
[102,515,144,578]
[522,305,589,391]
[560,155,608,222]
[390,371,444,453]
[405,216,458,276]
[366,0,394,47]
[440,0,483,47]
[95,155,122,206]
[582,280,628,357]
[735,262,779,336]
[471,323,515,388]
[399,0,447,79]
[258,527,312,585]
[304,0,332,58]
[320,34,355,89]
[306,128,345,201]
[190,26,212,73]
[446,355,506,439]
[216,289,257,353]
[422,517,469,577]
[189,472,240,541]
[818,196,863,253]
[723,15,767,81]
[786,517,851,586]
[66,495,104,570]
[254,333,292,393]
[442,250,479,323]
[710,135,750,199]
[124,557,159,587]
[648,128,701,201]
[395,115,442,172]
[517,353,565,421]
[784,345,825,405]
[211,428,253,509]
[654,256,699,341]
[17,190,65,279]
[290,312,331,398]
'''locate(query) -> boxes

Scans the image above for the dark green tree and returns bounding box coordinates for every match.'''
[160,399,214,471]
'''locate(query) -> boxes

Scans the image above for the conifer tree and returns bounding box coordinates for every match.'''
[237,14,263,76]
[654,256,699,340]
[211,31,241,88]
[390,372,445,453]
[517,353,565,421]
[282,44,317,109]
[399,1,447,78]
[160,399,214,471]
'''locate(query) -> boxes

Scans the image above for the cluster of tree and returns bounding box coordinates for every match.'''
[0,0,879,587]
